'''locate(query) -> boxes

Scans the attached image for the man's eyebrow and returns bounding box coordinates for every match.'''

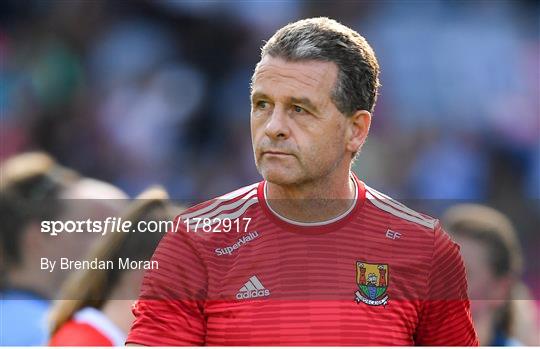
[251,92,270,101]
[289,97,319,113]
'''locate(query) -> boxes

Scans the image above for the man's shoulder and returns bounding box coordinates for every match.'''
[176,181,261,231]
[361,183,439,234]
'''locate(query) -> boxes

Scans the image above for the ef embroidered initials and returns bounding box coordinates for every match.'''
[385,229,401,240]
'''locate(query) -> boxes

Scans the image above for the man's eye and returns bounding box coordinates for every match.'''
[293,105,305,113]
[256,101,269,109]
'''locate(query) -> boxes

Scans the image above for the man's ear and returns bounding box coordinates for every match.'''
[346,110,371,154]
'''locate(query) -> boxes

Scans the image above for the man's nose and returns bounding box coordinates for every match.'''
[264,107,290,140]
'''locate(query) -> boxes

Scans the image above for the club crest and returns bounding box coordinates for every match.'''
[354,261,389,306]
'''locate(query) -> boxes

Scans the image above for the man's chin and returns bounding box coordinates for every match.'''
[259,168,299,186]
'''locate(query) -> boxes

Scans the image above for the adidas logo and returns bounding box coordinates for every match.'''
[236,275,270,300]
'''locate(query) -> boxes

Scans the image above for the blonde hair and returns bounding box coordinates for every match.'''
[48,186,178,335]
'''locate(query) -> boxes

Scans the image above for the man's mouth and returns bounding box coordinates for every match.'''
[262,151,292,157]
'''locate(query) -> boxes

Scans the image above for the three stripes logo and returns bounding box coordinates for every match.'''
[236,275,270,300]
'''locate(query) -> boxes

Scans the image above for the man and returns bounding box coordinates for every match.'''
[127,17,478,345]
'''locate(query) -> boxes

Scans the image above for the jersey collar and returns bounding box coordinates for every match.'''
[258,172,365,234]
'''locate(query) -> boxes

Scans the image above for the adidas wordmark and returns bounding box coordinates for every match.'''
[236,276,270,300]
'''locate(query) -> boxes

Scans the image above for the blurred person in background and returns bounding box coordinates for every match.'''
[443,204,539,346]
[0,152,78,345]
[0,152,128,345]
[48,186,178,346]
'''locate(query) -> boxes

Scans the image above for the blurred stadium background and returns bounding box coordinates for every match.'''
[1,0,539,334]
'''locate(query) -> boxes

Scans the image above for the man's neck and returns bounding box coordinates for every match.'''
[265,171,356,223]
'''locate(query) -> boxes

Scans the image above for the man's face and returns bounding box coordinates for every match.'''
[250,55,350,186]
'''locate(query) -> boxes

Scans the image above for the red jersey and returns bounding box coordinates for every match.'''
[50,307,126,346]
[127,174,478,345]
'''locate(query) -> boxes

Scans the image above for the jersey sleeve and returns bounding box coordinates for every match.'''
[414,222,479,346]
[126,216,208,346]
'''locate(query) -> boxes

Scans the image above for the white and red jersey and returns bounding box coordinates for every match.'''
[127,174,478,346]
[50,307,125,346]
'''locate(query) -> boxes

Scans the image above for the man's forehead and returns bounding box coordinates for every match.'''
[252,56,338,92]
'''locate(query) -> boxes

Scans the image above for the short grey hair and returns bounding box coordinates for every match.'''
[258,17,380,115]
